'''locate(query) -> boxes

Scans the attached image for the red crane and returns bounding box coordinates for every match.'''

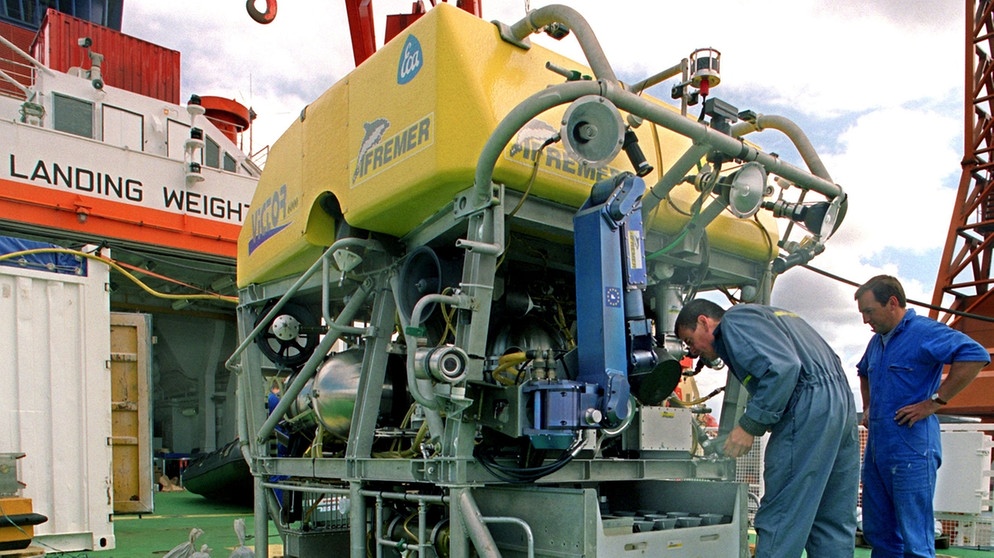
[246,0,482,66]
[930,0,994,418]
[348,1,481,66]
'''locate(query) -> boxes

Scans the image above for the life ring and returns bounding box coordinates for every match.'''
[246,0,277,24]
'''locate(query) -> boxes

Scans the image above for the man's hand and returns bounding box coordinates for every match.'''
[894,400,940,427]
[723,425,755,458]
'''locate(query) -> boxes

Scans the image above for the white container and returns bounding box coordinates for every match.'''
[0,253,115,551]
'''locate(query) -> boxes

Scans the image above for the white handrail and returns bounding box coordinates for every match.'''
[0,33,54,77]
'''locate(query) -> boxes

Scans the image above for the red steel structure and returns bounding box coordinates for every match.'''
[931,0,994,417]
[344,0,481,66]
[249,0,482,67]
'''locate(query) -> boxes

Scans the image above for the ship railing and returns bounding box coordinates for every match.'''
[0,32,53,106]
[0,57,32,100]
[249,144,269,168]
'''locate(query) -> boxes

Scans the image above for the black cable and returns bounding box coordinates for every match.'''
[802,264,994,324]
[111,244,235,275]
[475,436,584,484]
[507,135,559,220]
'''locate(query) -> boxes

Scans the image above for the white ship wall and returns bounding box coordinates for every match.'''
[2,118,253,227]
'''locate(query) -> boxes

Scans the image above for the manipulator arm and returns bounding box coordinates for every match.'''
[573,172,657,424]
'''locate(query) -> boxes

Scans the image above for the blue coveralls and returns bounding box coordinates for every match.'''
[714,305,860,558]
[857,309,989,558]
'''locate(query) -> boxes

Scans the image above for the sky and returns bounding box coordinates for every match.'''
[122,0,966,411]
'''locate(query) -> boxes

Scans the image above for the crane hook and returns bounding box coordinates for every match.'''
[246,0,277,24]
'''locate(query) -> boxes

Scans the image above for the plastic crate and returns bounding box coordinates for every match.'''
[937,513,994,548]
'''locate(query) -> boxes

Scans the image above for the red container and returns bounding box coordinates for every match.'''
[31,9,180,104]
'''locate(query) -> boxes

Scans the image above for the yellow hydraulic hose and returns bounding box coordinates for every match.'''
[0,247,237,304]
[492,351,528,386]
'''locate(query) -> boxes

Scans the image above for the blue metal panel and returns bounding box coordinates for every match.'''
[572,174,652,424]
[0,235,87,275]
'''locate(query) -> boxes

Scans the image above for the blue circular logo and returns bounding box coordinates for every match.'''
[397,35,423,85]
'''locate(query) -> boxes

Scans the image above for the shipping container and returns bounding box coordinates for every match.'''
[0,240,116,552]
[31,8,180,103]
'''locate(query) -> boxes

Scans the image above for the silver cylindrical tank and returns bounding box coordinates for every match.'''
[300,349,363,439]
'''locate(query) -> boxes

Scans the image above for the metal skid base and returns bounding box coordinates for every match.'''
[269,478,748,558]
[473,480,748,557]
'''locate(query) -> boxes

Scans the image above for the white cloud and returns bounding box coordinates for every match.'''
[124,1,962,157]
[124,1,349,155]
[825,106,961,257]
[508,1,960,117]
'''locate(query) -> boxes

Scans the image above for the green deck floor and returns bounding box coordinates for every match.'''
[47,490,273,557]
[37,490,994,557]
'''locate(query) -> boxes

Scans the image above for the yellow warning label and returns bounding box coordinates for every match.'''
[627,229,644,271]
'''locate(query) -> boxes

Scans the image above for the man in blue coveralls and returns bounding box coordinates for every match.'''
[855,275,989,557]
[676,299,859,558]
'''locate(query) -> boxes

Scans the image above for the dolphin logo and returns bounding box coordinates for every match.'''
[353,118,390,183]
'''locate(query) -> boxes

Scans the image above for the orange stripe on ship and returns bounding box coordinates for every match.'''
[0,177,240,258]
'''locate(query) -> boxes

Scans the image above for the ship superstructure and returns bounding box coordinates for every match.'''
[0,5,259,550]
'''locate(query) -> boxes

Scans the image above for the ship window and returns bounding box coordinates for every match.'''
[103,105,143,151]
[2,0,32,24]
[2,0,24,22]
[52,93,93,139]
[2,1,121,29]
[223,152,236,173]
[167,120,193,161]
[205,136,220,169]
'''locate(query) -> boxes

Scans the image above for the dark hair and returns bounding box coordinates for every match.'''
[855,275,906,308]
[675,299,725,332]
